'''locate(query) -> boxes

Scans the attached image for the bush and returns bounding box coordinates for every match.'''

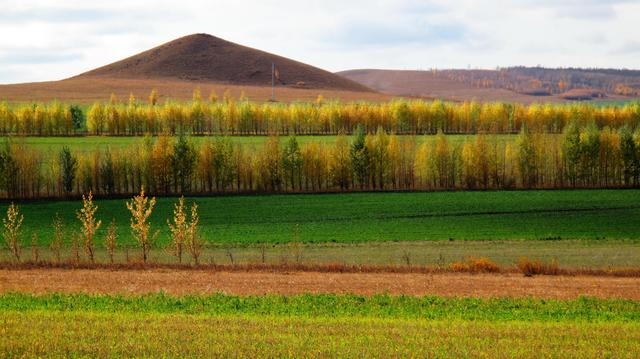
[516,257,560,276]
[450,257,500,273]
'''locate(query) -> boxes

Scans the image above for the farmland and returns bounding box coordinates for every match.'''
[10,134,517,153]
[1,293,639,357]
[4,189,640,245]
[3,5,640,356]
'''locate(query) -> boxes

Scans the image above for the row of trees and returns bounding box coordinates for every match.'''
[2,125,640,199]
[0,102,84,136]
[1,93,640,136]
[2,191,202,264]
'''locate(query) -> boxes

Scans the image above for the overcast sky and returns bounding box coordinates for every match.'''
[1,0,638,84]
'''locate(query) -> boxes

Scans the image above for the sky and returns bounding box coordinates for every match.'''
[0,0,638,84]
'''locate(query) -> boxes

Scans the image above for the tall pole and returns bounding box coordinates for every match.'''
[271,62,275,102]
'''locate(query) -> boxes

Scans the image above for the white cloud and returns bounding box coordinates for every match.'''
[0,0,638,83]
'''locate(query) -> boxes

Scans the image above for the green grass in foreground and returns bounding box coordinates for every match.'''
[2,292,639,321]
[5,189,640,248]
[1,293,639,357]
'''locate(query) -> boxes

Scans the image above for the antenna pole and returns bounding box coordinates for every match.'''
[271,62,275,101]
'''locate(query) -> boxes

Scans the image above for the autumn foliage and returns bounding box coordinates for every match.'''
[2,122,640,199]
[1,98,639,136]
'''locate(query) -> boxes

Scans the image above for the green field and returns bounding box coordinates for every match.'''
[1,293,638,357]
[2,189,639,266]
[11,134,519,154]
[6,189,640,245]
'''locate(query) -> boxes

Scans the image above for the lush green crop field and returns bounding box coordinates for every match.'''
[5,189,640,245]
[1,293,638,357]
[2,189,639,266]
[12,134,519,154]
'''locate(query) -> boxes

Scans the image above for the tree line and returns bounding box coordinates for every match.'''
[2,124,640,199]
[1,92,639,136]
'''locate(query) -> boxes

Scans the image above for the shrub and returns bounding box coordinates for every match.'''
[516,257,560,276]
[50,213,64,263]
[450,257,500,273]
[2,203,23,261]
[105,219,118,264]
[185,202,202,265]
[30,233,39,262]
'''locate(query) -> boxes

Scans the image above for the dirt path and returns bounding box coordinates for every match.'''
[1,269,638,299]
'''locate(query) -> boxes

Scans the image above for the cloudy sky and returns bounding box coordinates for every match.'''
[1,0,638,84]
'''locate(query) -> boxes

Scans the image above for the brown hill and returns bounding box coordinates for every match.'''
[0,77,389,104]
[337,69,571,103]
[74,33,371,92]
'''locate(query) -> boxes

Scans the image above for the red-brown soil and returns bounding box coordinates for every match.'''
[2,269,639,299]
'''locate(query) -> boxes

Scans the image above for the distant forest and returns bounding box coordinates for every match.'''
[440,67,640,98]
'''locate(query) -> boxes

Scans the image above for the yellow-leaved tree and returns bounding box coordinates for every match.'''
[76,191,102,263]
[126,187,158,263]
[2,203,24,261]
[167,196,187,263]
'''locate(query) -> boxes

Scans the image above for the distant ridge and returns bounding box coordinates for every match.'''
[74,33,372,92]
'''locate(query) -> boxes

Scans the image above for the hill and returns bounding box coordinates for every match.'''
[439,67,640,97]
[339,68,640,103]
[337,69,565,103]
[74,33,371,92]
[0,34,385,103]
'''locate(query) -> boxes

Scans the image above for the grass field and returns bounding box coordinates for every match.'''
[1,293,638,357]
[9,134,520,155]
[5,189,639,245]
[2,189,639,267]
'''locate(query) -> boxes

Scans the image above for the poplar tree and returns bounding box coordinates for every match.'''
[516,125,537,188]
[562,121,581,187]
[171,134,197,193]
[282,136,303,190]
[620,126,637,185]
[59,146,77,196]
[350,125,369,189]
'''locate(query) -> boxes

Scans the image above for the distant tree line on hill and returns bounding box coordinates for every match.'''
[440,67,640,97]
[1,92,639,136]
[2,124,640,199]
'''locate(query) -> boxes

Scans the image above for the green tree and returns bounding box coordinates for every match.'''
[620,126,638,185]
[350,125,369,189]
[562,121,581,187]
[579,122,600,185]
[0,141,18,198]
[370,127,390,189]
[516,125,536,188]
[282,136,303,190]
[59,146,77,196]
[69,105,85,131]
[171,134,197,193]
[211,137,235,191]
[100,148,115,195]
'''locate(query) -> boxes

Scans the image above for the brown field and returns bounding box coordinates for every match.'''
[2,268,639,299]
[0,77,390,104]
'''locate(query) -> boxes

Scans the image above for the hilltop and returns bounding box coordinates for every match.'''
[0,34,381,103]
[74,33,370,92]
